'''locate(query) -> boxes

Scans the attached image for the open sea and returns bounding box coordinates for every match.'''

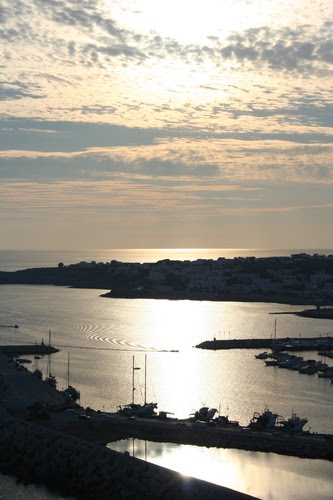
[1,248,333,499]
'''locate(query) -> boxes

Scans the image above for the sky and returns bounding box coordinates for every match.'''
[1,0,333,250]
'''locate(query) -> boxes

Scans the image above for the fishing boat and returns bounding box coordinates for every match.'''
[190,406,217,422]
[277,412,308,432]
[248,408,278,429]
[118,355,157,417]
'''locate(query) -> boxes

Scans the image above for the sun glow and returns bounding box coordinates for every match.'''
[109,0,324,46]
[109,0,276,44]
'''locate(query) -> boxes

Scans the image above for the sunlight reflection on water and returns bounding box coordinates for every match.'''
[1,285,333,430]
[108,439,333,500]
[1,283,333,497]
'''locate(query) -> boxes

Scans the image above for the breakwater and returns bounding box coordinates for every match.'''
[196,336,333,351]
[0,413,254,499]
[0,344,59,355]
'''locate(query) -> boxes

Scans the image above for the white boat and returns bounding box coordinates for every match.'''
[118,354,157,417]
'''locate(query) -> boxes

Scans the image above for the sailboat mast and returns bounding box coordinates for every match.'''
[67,352,70,388]
[144,354,147,405]
[132,355,135,404]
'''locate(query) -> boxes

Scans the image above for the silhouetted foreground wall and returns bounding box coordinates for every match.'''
[0,413,256,499]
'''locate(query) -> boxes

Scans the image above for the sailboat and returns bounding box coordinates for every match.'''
[33,355,42,379]
[45,330,57,388]
[63,353,80,401]
[271,319,278,350]
[118,354,157,417]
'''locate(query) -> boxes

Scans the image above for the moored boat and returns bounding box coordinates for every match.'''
[277,412,308,432]
[45,374,57,388]
[248,409,278,429]
[255,351,269,359]
[118,354,158,418]
[190,406,217,422]
[62,353,80,401]
[33,368,42,379]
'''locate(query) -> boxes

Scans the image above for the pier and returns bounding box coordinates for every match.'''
[196,336,333,351]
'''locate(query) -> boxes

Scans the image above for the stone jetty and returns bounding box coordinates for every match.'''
[196,336,333,351]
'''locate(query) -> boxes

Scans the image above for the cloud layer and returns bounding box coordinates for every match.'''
[1,0,332,249]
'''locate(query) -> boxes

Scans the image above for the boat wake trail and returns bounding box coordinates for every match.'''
[73,324,175,352]
[54,343,150,352]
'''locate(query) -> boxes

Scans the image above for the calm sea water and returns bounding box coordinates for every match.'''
[108,440,333,500]
[1,248,333,499]
[1,247,333,271]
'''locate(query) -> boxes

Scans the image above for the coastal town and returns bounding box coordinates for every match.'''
[1,252,333,306]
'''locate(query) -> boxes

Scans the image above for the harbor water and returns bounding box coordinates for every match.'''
[108,439,333,500]
[1,249,333,498]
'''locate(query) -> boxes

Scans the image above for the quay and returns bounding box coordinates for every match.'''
[196,336,333,351]
[0,343,59,355]
[50,411,333,462]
